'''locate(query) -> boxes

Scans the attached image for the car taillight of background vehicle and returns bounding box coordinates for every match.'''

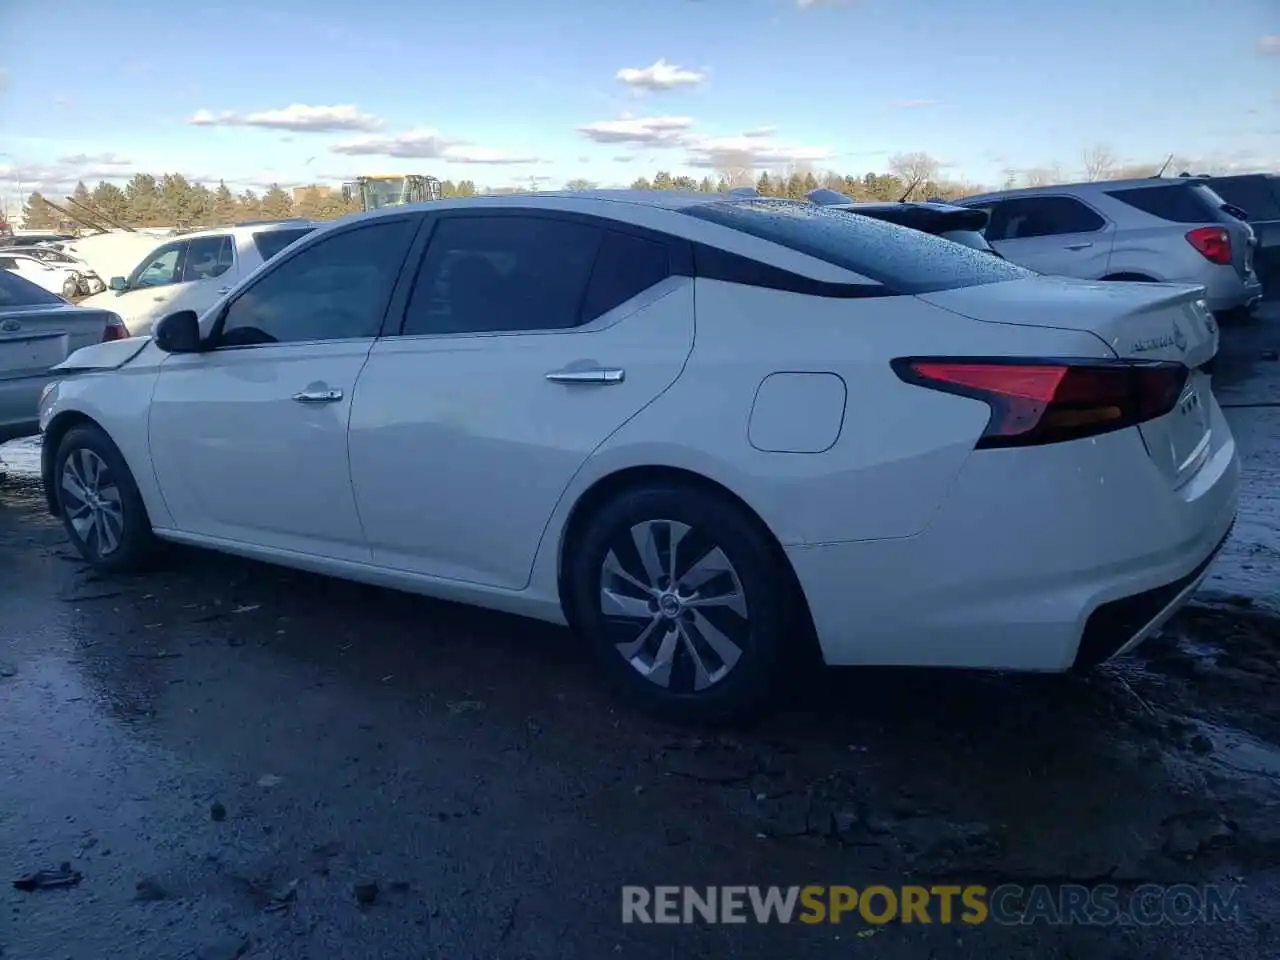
[891,358,1189,448]
[1185,226,1232,265]
[101,314,129,342]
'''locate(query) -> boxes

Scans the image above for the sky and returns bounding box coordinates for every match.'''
[0,0,1276,216]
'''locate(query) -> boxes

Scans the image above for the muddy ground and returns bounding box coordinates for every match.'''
[1,308,1278,959]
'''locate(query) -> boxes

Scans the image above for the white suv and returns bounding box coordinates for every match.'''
[77,220,315,337]
[958,177,1263,318]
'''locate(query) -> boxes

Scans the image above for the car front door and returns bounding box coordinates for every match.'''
[985,196,1113,278]
[147,215,421,559]
[347,212,695,589]
[158,234,238,322]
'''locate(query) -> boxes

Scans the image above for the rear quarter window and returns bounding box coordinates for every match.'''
[252,228,315,262]
[1105,184,1224,224]
[682,199,1031,294]
[1208,176,1280,221]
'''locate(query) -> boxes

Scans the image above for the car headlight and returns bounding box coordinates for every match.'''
[38,380,61,430]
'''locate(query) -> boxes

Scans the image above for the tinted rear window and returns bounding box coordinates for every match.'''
[1208,176,1280,220]
[1105,184,1225,224]
[682,199,1030,294]
[0,267,64,306]
[252,228,315,261]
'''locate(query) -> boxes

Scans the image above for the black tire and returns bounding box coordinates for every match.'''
[564,483,801,725]
[54,424,156,572]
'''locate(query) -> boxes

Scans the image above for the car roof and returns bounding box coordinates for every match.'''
[962,176,1213,206]
[174,220,316,242]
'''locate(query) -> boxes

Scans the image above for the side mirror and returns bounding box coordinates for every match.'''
[153,310,203,354]
[108,276,127,292]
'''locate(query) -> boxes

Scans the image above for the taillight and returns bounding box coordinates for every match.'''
[101,313,128,342]
[1185,226,1232,265]
[891,358,1189,449]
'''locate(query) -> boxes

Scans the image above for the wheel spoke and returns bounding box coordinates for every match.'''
[688,610,743,675]
[602,550,654,597]
[616,614,663,661]
[630,521,667,589]
[79,449,100,492]
[645,627,680,688]
[677,546,734,594]
[97,504,121,554]
[682,588,747,618]
[676,621,716,691]
[61,467,88,504]
[601,587,653,620]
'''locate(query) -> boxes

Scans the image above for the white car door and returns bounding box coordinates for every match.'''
[347,212,695,589]
[984,196,1114,278]
[147,216,421,560]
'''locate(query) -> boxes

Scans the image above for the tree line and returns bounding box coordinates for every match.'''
[16,145,1219,232]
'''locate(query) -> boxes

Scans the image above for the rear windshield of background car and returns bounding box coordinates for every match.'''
[0,265,64,306]
[1105,184,1230,224]
[682,199,1031,294]
[1207,176,1280,221]
[252,228,315,261]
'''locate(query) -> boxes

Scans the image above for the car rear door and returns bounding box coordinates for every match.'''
[347,211,695,589]
[984,196,1115,278]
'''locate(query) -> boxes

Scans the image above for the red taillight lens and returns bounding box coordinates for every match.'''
[1185,226,1232,265]
[892,358,1189,448]
[101,314,128,342]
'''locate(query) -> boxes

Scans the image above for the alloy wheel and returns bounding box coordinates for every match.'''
[60,448,125,558]
[599,519,750,692]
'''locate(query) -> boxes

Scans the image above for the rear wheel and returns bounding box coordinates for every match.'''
[54,424,156,572]
[564,484,799,724]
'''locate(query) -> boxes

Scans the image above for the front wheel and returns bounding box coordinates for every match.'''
[54,424,156,572]
[564,484,801,724]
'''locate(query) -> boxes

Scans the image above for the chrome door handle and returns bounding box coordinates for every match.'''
[292,388,343,403]
[545,367,625,384]
[1064,241,1093,251]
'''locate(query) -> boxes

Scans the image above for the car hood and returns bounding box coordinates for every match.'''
[77,289,120,311]
[52,336,153,372]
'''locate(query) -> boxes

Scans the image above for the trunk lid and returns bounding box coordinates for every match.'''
[918,276,1220,486]
[0,304,112,382]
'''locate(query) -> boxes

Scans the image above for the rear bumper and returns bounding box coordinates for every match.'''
[788,410,1240,671]
[1203,273,1263,313]
[0,377,43,444]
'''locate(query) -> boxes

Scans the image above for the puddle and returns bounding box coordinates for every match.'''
[0,436,41,479]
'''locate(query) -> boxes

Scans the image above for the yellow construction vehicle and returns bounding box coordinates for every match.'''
[341,175,443,212]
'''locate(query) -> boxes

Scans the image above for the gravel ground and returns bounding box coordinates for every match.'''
[0,306,1277,959]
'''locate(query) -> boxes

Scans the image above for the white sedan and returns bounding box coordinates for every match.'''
[36,192,1240,721]
[0,250,83,298]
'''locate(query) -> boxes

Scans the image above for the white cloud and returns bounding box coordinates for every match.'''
[616,59,706,91]
[187,104,384,132]
[330,128,543,164]
[1259,36,1280,56]
[684,131,833,169]
[742,127,777,138]
[577,115,696,146]
[56,153,132,167]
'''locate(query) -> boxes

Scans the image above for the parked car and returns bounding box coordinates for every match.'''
[18,244,106,295]
[0,250,84,298]
[0,269,127,443]
[76,220,316,337]
[1204,173,1280,297]
[806,188,1000,253]
[37,193,1238,721]
[0,232,77,248]
[957,178,1262,318]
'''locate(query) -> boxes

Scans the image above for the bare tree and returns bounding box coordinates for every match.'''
[714,150,757,188]
[888,152,942,197]
[1081,143,1118,181]
[1020,164,1065,187]
[564,178,598,191]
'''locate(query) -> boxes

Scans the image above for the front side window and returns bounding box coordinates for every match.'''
[401,215,602,336]
[128,242,188,290]
[683,199,1029,294]
[215,218,416,348]
[181,235,234,282]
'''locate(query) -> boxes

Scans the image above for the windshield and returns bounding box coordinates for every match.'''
[684,198,1031,293]
[363,178,406,210]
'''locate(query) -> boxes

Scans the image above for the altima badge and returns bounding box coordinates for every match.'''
[0,319,20,332]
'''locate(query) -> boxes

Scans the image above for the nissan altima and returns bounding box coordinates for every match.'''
[36,192,1239,721]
